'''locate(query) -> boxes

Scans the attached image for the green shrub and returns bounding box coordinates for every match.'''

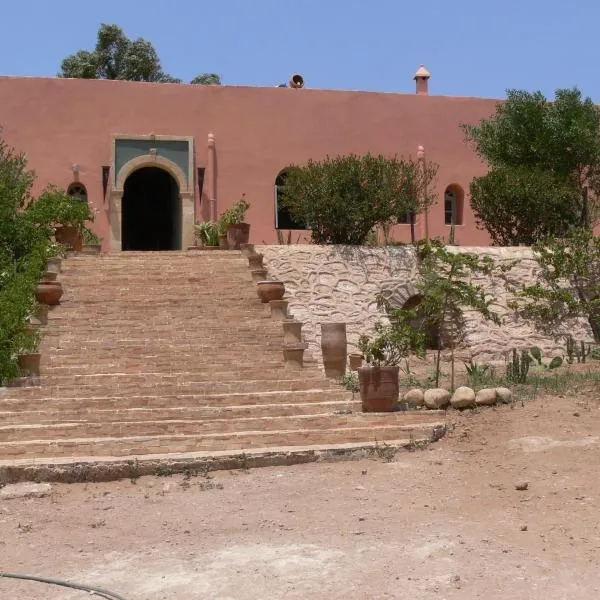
[280,153,437,245]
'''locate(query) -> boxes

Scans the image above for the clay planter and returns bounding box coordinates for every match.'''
[321,323,347,378]
[240,243,256,258]
[55,225,83,251]
[256,280,285,303]
[247,254,264,269]
[218,233,228,249]
[227,223,251,250]
[17,352,41,377]
[35,281,63,306]
[46,257,62,274]
[349,353,364,371]
[358,366,400,412]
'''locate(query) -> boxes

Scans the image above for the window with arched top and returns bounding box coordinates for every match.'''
[444,184,464,226]
[67,182,88,203]
[274,170,307,230]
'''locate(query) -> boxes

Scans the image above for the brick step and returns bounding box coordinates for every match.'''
[0,398,358,425]
[0,388,348,411]
[37,365,324,384]
[0,410,427,442]
[1,377,337,398]
[40,358,289,374]
[0,418,445,458]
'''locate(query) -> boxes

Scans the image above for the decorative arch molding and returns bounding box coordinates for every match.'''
[109,152,195,251]
[113,154,192,196]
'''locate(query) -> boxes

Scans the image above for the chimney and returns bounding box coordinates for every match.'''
[414,65,431,96]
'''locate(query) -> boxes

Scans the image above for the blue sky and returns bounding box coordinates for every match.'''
[0,0,598,99]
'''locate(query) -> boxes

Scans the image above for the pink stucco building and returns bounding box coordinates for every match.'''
[0,67,500,251]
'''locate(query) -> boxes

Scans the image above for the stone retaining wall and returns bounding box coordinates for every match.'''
[255,245,594,364]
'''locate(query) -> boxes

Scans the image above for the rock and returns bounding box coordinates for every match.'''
[496,387,513,404]
[450,386,476,409]
[0,482,52,500]
[515,481,529,491]
[423,388,451,409]
[520,524,528,531]
[475,388,497,406]
[403,388,425,408]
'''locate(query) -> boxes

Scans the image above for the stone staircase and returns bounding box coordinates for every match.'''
[0,251,445,481]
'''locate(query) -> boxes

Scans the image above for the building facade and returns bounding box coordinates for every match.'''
[0,68,500,251]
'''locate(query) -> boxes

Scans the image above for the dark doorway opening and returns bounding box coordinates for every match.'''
[122,167,181,251]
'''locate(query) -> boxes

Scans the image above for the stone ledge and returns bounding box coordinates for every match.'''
[0,426,446,484]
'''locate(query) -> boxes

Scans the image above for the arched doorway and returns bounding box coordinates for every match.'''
[121,167,182,251]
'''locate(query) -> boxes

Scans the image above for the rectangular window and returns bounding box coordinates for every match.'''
[398,211,412,224]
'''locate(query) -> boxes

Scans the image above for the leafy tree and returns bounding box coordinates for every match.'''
[464,88,600,243]
[0,133,95,383]
[469,166,583,245]
[413,240,501,387]
[280,153,438,245]
[191,73,222,85]
[508,230,600,342]
[60,23,220,84]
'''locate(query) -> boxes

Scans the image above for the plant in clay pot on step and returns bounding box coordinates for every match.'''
[195,221,220,249]
[219,194,251,250]
[14,325,42,378]
[357,307,426,412]
[81,229,103,254]
[25,186,95,252]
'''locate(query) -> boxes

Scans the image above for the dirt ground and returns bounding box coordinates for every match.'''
[2,389,600,600]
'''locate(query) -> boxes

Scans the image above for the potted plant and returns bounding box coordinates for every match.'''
[357,308,426,412]
[195,221,220,249]
[219,194,251,250]
[81,230,103,254]
[14,325,42,378]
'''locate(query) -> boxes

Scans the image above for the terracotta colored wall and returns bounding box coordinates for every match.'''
[0,76,499,248]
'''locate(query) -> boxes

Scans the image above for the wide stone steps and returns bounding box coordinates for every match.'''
[0,417,444,459]
[1,410,427,442]
[0,398,360,425]
[0,251,446,479]
[0,389,347,411]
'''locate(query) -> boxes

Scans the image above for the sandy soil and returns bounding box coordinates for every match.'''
[2,389,600,600]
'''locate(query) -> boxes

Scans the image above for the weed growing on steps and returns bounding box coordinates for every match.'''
[373,441,398,462]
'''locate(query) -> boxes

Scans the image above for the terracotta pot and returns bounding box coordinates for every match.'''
[321,323,347,378]
[349,353,364,371]
[218,233,228,249]
[17,352,41,377]
[55,225,83,251]
[227,223,251,250]
[358,366,399,412]
[256,280,285,303]
[35,281,63,305]
[248,254,264,269]
[46,257,62,274]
